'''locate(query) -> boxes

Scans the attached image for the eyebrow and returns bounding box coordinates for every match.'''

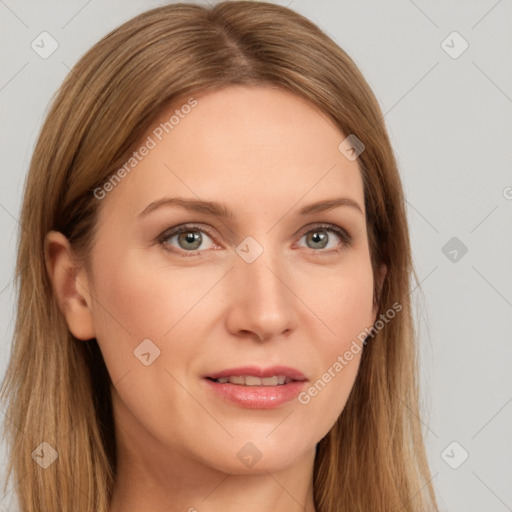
[138,196,364,219]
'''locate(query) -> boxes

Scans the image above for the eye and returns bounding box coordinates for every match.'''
[159,224,217,256]
[158,222,352,257]
[296,223,352,252]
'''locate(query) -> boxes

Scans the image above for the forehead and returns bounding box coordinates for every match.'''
[100,85,364,220]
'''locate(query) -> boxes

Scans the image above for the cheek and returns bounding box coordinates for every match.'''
[299,251,375,345]
[86,248,210,435]
[294,255,373,431]
[90,245,203,336]
[87,243,228,385]
[86,248,179,379]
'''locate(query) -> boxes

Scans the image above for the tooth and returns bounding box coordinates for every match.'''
[261,376,279,386]
[214,375,293,386]
[244,376,263,386]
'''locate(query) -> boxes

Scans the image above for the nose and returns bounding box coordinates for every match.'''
[224,245,299,343]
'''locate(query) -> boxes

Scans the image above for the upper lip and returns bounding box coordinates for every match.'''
[205,365,307,381]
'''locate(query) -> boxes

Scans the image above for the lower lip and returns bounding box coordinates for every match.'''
[203,378,307,409]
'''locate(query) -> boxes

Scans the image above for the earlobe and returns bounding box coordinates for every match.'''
[44,230,96,341]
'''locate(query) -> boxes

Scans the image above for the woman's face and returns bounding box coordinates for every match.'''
[77,85,378,474]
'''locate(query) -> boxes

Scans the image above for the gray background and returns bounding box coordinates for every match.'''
[1,1,511,511]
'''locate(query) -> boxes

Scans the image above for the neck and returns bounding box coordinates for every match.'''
[109,447,317,512]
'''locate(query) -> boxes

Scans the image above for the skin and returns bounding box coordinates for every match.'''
[45,85,385,512]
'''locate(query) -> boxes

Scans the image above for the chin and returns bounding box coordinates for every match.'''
[195,437,315,475]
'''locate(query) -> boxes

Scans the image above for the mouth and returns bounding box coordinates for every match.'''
[203,366,308,409]
[205,375,300,386]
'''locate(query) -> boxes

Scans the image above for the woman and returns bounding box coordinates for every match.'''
[0,2,439,511]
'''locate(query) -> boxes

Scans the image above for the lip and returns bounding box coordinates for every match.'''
[203,365,308,409]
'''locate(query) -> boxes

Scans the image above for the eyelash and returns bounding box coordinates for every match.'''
[158,223,352,257]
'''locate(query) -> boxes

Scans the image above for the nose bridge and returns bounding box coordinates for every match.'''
[226,234,297,340]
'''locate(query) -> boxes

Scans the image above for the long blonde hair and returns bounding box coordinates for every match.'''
[1,2,438,511]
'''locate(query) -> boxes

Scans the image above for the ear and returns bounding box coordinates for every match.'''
[44,230,96,341]
[372,264,387,318]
